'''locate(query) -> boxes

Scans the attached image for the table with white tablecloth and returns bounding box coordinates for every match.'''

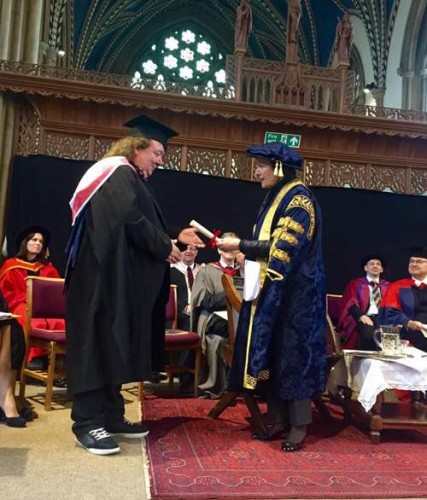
[343,347,427,411]
[327,347,427,443]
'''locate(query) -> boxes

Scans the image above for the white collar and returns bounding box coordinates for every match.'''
[219,257,234,269]
[173,261,198,273]
[412,276,427,286]
[367,275,379,284]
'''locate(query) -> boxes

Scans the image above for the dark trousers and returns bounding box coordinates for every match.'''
[268,396,312,427]
[356,320,378,351]
[71,384,124,436]
[262,382,312,427]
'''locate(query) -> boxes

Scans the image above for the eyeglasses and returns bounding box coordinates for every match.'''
[409,258,427,265]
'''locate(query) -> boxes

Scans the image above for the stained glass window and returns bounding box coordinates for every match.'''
[133,28,225,86]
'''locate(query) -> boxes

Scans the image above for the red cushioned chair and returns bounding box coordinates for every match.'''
[19,276,66,410]
[138,284,201,402]
[164,284,201,397]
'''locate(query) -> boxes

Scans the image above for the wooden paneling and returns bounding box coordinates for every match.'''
[28,95,427,170]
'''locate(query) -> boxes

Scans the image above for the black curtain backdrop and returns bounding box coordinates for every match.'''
[5,154,427,293]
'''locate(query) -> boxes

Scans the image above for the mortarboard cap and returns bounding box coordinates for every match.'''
[123,114,178,148]
[407,246,427,260]
[360,254,387,269]
[16,225,50,252]
[246,141,304,169]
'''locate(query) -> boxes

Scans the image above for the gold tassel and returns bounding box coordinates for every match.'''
[274,161,284,177]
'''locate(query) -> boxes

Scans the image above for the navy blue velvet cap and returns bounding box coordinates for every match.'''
[246,142,304,169]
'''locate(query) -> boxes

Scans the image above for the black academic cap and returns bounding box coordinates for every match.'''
[123,114,178,148]
[16,225,50,252]
[407,246,427,259]
[246,142,304,169]
[360,254,387,269]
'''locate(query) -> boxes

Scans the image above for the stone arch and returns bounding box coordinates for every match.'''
[399,1,427,110]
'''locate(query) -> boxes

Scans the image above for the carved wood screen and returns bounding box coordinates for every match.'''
[13,102,427,196]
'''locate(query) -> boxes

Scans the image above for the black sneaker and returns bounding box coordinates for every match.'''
[75,427,120,455]
[106,419,149,438]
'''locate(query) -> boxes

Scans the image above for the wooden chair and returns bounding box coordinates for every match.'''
[326,294,343,357]
[326,294,343,330]
[138,285,202,401]
[19,276,66,411]
[207,274,267,434]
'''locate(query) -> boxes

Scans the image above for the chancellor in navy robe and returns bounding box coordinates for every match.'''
[217,142,326,452]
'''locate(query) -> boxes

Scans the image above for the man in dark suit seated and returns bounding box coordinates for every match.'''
[170,245,201,330]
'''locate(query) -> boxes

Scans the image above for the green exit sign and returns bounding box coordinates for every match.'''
[264,132,301,148]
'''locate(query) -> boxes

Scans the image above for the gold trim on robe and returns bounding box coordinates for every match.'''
[243,179,303,389]
[0,258,44,280]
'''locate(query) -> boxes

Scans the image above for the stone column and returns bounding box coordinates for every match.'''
[0,0,13,60]
[421,68,427,111]
[0,98,15,239]
[0,0,44,239]
[398,68,415,110]
[371,88,385,108]
[10,0,26,61]
[22,0,43,63]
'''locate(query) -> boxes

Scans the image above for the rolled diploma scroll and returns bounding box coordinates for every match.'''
[189,220,215,240]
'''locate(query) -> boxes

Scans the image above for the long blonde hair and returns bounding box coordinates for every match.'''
[103,136,150,161]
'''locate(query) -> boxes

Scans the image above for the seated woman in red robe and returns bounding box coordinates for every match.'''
[0,225,64,366]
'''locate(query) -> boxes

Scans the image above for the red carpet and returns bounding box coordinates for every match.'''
[143,395,427,499]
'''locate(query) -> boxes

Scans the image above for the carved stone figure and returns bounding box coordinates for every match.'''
[287,0,302,44]
[336,12,353,62]
[235,0,252,53]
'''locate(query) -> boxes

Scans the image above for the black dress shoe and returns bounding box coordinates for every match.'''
[19,406,38,421]
[1,406,34,424]
[281,440,304,452]
[1,414,27,428]
[252,424,287,441]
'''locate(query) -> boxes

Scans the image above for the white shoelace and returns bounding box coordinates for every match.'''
[88,427,111,440]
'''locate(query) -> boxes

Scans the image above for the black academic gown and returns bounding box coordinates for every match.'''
[66,165,172,395]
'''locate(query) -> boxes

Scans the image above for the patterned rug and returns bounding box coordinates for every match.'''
[143,395,427,499]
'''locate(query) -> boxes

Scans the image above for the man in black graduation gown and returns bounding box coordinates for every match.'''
[65,114,202,455]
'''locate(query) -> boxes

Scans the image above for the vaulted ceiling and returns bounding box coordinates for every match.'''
[70,0,399,79]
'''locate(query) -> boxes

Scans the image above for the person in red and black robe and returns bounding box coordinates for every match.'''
[337,255,389,350]
[380,247,427,352]
[0,226,63,365]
